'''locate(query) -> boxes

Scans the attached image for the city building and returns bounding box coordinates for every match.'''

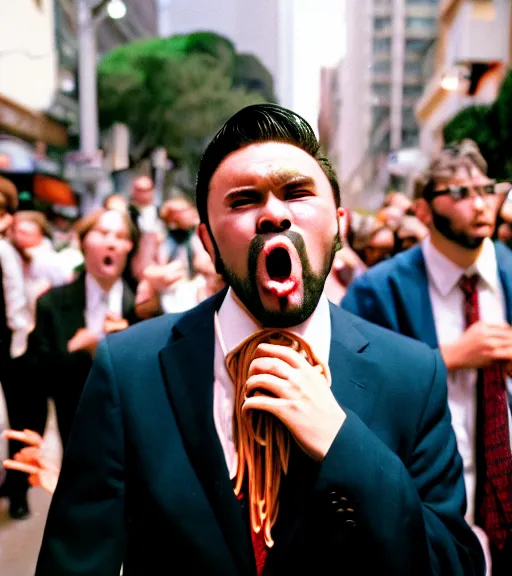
[416,0,512,157]
[322,0,439,209]
[53,0,158,144]
[0,0,68,181]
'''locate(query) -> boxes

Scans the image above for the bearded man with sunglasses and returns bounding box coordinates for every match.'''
[342,139,512,575]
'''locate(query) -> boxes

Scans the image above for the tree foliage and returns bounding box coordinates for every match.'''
[97,32,269,191]
[443,70,512,180]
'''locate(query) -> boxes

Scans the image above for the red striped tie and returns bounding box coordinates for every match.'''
[459,274,512,549]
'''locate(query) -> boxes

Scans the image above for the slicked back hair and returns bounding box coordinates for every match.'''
[195,103,341,226]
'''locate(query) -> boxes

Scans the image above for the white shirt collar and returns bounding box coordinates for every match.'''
[217,287,332,371]
[85,272,124,311]
[421,235,499,297]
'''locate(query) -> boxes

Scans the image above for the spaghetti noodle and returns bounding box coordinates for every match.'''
[226,329,328,548]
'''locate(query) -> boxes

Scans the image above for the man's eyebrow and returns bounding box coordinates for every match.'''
[223,172,316,201]
[267,171,315,189]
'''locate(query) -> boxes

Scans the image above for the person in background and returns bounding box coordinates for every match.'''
[128,175,164,236]
[104,193,129,214]
[2,429,58,495]
[352,216,395,267]
[21,209,139,475]
[35,104,483,576]
[342,139,512,575]
[0,175,18,237]
[394,214,429,253]
[0,178,33,519]
[10,211,72,321]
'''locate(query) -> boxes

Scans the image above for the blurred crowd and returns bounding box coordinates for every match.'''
[1,138,512,570]
[0,173,226,519]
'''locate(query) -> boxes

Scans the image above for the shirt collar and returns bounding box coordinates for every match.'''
[85,272,123,309]
[421,235,499,297]
[217,287,332,371]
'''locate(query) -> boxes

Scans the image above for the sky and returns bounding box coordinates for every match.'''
[287,0,346,133]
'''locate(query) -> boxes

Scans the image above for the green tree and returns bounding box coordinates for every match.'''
[442,70,512,179]
[97,32,269,191]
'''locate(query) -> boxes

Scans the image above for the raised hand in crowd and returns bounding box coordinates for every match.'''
[142,260,188,293]
[67,327,100,356]
[104,312,129,334]
[2,429,59,495]
[440,320,512,371]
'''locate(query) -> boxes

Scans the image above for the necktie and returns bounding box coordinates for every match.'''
[459,274,512,549]
[226,329,328,574]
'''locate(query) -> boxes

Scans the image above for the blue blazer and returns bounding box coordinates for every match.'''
[36,290,484,576]
[342,242,512,349]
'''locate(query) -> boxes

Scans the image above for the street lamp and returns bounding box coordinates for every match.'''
[107,0,127,20]
[76,0,127,161]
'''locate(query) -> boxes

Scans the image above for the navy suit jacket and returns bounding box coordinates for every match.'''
[36,290,484,576]
[341,241,512,349]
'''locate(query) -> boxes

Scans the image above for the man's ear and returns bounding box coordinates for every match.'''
[414,198,432,227]
[198,223,217,269]
[336,207,346,244]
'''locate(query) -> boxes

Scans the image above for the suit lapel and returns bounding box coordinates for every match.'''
[495,241,512,324]
[395,247,438,349]
[61,274,87,337]
[271,304,377,565]
[121,280,136,324]
[158,290,254,576]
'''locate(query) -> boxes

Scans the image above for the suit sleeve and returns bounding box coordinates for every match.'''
[36,339,125,576]
[27,295,91,382]
[316,351,485,576]
[340,274,398,331]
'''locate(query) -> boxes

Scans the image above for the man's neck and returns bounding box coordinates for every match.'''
[132,201,152,210]
[429,229,484,269]
[87,271,118,294]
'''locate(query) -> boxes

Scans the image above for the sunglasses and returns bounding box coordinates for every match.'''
[426,181,506,202]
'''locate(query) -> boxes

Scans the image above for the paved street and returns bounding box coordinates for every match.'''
[0,394,62,576]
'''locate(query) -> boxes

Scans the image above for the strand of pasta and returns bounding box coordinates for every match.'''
[226,329,326,548]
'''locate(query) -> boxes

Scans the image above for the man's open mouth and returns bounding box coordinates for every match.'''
[266,247,292,281]
[257,236,302,298]
[103,255,114,266]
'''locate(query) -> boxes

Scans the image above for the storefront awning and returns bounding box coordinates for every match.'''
[0,94,68,148]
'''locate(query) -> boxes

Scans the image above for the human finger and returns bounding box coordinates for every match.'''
[15,446,42,460]
[248,356,294,380]
[2,429,43,447]
[252,343,309,369]
[2,459,41,475]
[242,396,290,421]
[490,346,512,362]
[245,374,291,399]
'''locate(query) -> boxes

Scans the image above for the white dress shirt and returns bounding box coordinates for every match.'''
[85,273,124,338]
[213,287,332,479]
[0,239,31,358]
[422,236,512,524]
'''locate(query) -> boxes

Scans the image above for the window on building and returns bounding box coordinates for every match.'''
[403,86,423,98]
[405,61,421,75]
[406,17,436,30]
[373,61,391,74]
[374,38,391,52]
[373,84,391,98]
[405,39,429,52]
[374,16,392,30]
[402,129,419,148]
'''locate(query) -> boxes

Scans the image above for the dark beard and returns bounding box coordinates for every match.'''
[218,230,338,328]
[431,207,485,250]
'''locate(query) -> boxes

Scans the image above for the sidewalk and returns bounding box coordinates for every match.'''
[0,395,61,576]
